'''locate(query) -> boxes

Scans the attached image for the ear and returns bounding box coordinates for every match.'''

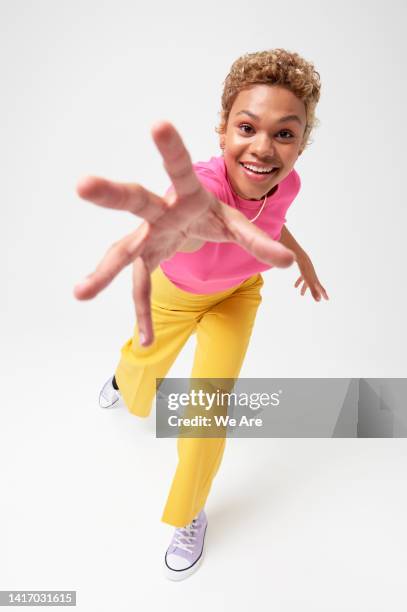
[219,134,225,151]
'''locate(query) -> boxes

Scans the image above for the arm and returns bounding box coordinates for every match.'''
[279,225,307,262]
[279,225,329,302]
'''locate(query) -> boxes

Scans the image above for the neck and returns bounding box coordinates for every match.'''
[248,185,277,201]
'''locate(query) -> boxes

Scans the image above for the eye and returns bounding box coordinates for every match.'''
[278,130,294,139]
[238,123,253,134]
[238,124,295,139]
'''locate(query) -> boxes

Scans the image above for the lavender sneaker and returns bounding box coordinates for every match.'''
[165,509,207,581]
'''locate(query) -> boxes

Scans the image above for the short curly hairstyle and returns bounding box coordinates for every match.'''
[216,48,321,154]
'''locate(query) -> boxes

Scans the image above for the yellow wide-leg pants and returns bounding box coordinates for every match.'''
[114,265,264,527]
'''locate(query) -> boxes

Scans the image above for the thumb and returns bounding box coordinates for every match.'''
[230,214,295,268]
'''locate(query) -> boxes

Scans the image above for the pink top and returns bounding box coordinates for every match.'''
[160,155,301,294]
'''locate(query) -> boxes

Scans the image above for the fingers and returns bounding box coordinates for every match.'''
[313,284,329,301]
[150,121,202,199]
[320,284,329,300]
[132,258,154,346]
[295,275,329,302]
[309,282,329,301]
[227,212,295,268]
[76,176,167,223]
[73,223,150,300]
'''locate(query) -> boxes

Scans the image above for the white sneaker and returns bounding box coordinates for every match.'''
[99,376,122,409]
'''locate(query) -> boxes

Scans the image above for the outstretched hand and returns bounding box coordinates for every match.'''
[74,121,296,346]
[294,254,329,302]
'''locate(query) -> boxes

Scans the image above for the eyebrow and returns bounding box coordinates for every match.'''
[235,109,303,125]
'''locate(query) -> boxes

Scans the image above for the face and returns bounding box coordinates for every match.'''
[220,84,307,200]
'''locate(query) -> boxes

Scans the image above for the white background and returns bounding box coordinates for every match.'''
[1,0,406,610]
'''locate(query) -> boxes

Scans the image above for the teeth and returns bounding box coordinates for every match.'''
[242,163,275,174]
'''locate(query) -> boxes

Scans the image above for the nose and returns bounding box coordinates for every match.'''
[250,133,275,161]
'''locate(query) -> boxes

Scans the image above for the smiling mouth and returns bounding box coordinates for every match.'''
[239,162,279,179]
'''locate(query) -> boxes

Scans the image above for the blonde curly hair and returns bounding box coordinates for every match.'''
[216,48,321,154]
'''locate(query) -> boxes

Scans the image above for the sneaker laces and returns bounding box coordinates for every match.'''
[172,518,199,553]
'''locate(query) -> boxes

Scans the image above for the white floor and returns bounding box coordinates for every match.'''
[1,358,407,612]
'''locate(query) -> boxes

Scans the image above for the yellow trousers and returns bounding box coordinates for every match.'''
[115,265,264,527]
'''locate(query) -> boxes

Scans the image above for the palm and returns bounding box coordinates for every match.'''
[131,188,228,271]
[138,193,251,271]
[74,121,295,345]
